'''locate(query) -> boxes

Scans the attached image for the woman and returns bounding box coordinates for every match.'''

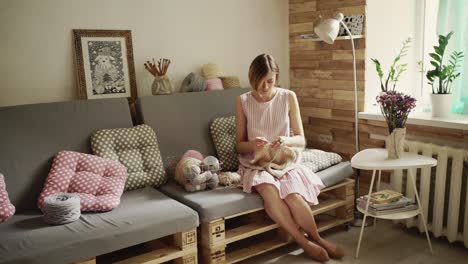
[235,54,344,262]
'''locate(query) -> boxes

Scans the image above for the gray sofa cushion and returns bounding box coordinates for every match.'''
[316,161,353,187]
[159,182,264,223]
[0,187,199,264]
[137,89,249,174]
[0,98,133,211]
[159,162,353,223]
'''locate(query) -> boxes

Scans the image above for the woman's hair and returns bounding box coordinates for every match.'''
[248,54,279,90]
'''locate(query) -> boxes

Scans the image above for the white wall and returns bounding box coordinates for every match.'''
[365,0,424,112]
[0,0,289,107]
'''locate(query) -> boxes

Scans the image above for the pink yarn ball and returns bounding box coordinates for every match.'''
[182,150,204,161]
[206,78,223,91]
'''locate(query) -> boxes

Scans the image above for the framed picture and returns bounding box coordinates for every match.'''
[73,29,137,100]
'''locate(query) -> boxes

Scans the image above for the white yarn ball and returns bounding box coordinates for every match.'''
[203,156,220,172]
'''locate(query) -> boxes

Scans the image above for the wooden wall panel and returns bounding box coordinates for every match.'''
[289,0,466,197]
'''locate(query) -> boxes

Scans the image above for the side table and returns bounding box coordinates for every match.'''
[351,148,437,258]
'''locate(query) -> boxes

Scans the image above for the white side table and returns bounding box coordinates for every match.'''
[351,148,437,258]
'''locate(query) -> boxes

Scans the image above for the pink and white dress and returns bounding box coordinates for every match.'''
[238,88,325,205]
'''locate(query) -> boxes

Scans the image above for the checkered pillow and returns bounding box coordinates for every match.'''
[301,149,342,172]
[91,124,167,191]
[210,116,239,171]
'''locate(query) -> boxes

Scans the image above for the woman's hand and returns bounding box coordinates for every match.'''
[250,137,269,152]
[271,136,285,148]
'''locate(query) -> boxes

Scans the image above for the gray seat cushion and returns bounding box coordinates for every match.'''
[159,182,264,223]
[316,161,353,187]
[159,162,352,223]
[0,187,199,264]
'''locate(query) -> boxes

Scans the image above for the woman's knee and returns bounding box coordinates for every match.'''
[255,184,280,200]
[284,193,304,206]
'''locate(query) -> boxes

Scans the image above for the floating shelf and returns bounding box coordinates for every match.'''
[298,34,365,42]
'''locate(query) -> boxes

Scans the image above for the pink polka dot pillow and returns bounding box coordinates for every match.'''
[38,151,128,212]
[0,173,15,223]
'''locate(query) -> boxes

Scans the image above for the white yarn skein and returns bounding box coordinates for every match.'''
[42,193,81,225]
[203,156,220,172]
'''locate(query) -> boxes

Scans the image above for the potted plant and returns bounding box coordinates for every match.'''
[419,31,464,117]
[371,38,417,159]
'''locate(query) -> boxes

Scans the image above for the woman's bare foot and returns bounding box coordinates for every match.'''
[315,237,345,259]
[298,239,330,262]
[304,234,344,259]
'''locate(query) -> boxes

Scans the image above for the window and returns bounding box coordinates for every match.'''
[365,0,439,113]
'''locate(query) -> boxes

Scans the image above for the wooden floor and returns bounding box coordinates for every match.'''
[240,220,468,264]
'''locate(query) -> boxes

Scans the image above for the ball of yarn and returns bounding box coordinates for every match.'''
[182,150,204,161]
[220,76,240,89]
[180,72,207,92]
[203,156,220,172]
[42,193,81,225]
[206,78,223,91]
[219,172,241,186]
[202,63,223,79]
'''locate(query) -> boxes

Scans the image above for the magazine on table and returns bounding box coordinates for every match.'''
[357,195,415,211]
[358,203,419,216]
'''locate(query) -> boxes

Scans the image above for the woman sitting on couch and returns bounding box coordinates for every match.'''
[235,53,344,262]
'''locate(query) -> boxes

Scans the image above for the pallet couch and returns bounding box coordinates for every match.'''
[0,99,199,264]
[137,89,355,263]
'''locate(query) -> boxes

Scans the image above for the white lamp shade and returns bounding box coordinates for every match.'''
[314,13,344,44]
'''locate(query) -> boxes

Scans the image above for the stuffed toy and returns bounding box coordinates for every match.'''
[175,150,220,192]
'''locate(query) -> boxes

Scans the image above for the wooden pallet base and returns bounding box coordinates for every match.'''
[96,228,198,264]
[201,178,355,264]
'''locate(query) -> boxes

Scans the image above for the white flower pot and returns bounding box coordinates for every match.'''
[430,93,453,117]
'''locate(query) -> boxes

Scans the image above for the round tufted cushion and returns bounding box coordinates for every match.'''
[37,151,128,212]
[0,173,15,223]
[91,124,167,191]
[210,116,239,172]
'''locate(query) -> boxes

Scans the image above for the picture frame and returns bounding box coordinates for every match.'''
[73,29,137,100]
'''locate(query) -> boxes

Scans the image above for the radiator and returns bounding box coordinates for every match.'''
[390,140,468,247]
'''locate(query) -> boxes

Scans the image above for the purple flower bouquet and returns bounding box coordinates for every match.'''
[376,91,416,134]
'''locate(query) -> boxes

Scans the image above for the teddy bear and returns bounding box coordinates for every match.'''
[175,150,220,192]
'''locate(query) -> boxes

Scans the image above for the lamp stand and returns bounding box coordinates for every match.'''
[339,21,373,228]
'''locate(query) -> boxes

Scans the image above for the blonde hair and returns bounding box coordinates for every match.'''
[248,54,279,90]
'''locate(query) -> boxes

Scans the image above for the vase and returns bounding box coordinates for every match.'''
[151,75,173,95]
[430,93,452,117]
[386,127,406,159]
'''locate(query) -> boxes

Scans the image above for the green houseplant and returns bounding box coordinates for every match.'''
[371,37,417,159]
[419,31,464,117]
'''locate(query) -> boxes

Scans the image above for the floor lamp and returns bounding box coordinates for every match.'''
[314,13,372,227]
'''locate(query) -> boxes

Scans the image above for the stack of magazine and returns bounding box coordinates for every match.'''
[356,189,418,215]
